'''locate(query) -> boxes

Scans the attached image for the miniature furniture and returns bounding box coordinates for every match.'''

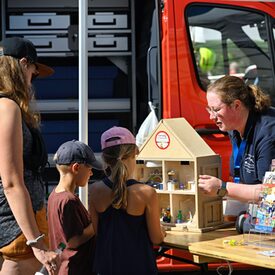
[135,118,223,232]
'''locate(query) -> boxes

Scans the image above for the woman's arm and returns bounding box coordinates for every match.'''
[0,99,57,273]
[0,100,42,240]
[145,187,166,244]
[67,222,95,249]
[255,130,275,182]
[198,175,262,202]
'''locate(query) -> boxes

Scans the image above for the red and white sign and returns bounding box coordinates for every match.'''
[155,131,170,150]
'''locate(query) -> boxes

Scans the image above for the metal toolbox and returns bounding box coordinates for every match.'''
[88,0,129,8]
[88,34,128,52]
[22,35,70,53]
[88,13,128,29]
[68,25,129,52]
[9,13,70,30]
[7,0,129,8]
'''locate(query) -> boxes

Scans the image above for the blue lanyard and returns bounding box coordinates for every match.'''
[233,139,247,183]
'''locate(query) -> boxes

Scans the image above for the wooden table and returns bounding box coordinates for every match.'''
[160,228,275,272]
[189,232,275,270]
[163,227,238,250]
[159,228,238,273]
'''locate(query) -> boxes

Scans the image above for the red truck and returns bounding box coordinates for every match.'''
[139,0,275,271]
[138,0,275,182]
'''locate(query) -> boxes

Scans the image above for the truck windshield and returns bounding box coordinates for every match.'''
[186,5,275,105]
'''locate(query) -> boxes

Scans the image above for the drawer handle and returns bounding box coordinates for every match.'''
[93,41,117,48]
[28,19,52,26]
[33,41,53,49]
[92,18,116,26]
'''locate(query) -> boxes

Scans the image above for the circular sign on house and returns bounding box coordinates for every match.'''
[155,131,170,150]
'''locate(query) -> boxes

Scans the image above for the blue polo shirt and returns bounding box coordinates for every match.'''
[228,107,275,184]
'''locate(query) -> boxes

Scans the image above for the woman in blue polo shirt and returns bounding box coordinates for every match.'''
[198,75,275,202]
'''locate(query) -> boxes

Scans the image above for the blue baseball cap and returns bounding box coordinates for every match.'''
[54,140,103,170]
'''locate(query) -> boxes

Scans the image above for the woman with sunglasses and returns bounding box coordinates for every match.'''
[199,75,275,204]
[0,37,58,275]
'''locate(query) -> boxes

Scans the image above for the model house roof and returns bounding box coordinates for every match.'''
[137,118,217,160]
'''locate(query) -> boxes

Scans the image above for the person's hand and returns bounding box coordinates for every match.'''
[198,175,222,196]
[32,248,60,275]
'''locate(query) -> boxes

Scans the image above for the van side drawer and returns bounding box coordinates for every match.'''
[88,35,128,52]
[88,13,128,29]
[23,35,70,52]
[7,0,129,8]
[9,13,70,30]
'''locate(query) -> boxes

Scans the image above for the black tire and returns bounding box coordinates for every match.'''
[235,210,247,234]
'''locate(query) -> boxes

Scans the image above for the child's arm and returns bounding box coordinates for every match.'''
[89,184,99,234]
[67,222,94,249]
[145,187,166,245]
[89,203,99,234]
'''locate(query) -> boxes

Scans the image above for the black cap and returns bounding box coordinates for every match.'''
[0,37,54,78]
[54,140,103,170]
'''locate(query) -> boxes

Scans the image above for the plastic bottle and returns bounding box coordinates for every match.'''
[35,242,66,275]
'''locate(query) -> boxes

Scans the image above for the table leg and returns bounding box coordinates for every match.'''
[157,247,209,274]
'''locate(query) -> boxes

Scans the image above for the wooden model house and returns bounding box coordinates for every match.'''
[135,118,224,232]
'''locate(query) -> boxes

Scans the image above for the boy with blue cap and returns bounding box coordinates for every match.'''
[47,140,103,275]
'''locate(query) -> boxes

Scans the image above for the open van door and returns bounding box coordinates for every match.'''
[171,1,275,179]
